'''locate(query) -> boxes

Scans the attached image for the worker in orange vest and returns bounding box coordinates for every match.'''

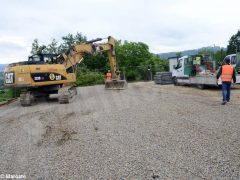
[217,58,236,105]
[106,70,112,80]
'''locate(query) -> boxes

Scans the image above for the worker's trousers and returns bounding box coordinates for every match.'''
[222,82,231,102]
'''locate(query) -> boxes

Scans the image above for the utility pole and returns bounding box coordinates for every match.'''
[148,64,152,81]
[237,36,240,66]
[150,64,152,81]
[237,36,240,53]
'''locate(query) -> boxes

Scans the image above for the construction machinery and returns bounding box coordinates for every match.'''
[4,36,127,106]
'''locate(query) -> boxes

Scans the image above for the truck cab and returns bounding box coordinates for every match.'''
[224,54,237,67]
[222,53,240,83]
[172,56,189,78]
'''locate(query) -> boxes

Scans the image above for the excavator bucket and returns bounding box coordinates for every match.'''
[105,80,127,90]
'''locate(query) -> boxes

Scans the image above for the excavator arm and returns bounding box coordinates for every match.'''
[61,43,94,72]
[94,36,119,80]
[59,36,127,89]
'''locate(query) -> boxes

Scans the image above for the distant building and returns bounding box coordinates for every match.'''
[168,57,178,72]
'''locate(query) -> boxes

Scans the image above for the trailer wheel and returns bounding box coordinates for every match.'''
[196,84,205,89]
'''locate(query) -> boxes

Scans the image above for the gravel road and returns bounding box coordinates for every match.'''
[0,82,240,179]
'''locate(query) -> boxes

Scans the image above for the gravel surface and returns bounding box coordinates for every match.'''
[0,82,240,179]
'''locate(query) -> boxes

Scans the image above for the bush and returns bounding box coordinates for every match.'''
[0,87,22,102]
[0,89,14,102]
[75,66,105,86]
[125,69,144,81]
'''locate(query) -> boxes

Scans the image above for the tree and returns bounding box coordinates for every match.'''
[115,40,168,80]
[227,30,240,54]
[176,52,182,58]
[30,39,47,55]
[82,53,108,72]
[75,32,87,44]
[198,49,212,55]
[116,41,152,67]
[214,48,226,64]
[31,39,39,54]
[46,39,59,54]
[59,32,87,52]
[59,33,75,52]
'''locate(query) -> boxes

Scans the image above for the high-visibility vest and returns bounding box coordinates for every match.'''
[106,72,112,80]
[221,65,234,82]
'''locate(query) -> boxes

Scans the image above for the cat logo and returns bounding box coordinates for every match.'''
[49,73,55,80]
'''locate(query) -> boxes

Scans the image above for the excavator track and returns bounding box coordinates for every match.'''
[20,92,36,106]
[58,86,77,104]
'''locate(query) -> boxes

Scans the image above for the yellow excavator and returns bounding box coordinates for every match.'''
[4,36,127,106]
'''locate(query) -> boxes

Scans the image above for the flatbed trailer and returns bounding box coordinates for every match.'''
[176,74,217,86]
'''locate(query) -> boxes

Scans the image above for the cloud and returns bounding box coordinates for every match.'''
[0,42,29,64]
[0,0,240,63]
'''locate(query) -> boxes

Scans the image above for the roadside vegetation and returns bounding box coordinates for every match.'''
[0,89,16,103]
[74,66,105,86]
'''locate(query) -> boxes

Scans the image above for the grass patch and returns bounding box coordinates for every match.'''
[0,89,17,102]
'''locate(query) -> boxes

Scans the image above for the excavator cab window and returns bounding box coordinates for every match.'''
[26,54,45,65]
[27,54,59,64]
[231,55,236,65]
[29,55,41,62]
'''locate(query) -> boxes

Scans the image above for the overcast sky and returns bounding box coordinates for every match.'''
[0,0,240,63]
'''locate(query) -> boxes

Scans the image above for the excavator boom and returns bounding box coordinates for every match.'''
[60,36,127,89]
